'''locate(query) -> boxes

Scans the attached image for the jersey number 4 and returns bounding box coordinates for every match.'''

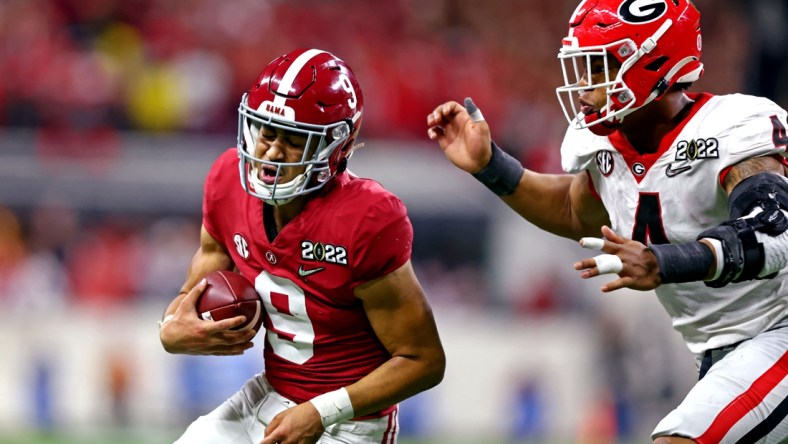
[632,192,669,245]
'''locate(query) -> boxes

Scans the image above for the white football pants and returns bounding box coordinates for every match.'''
[174,373,399,444]
[652,317,788,443]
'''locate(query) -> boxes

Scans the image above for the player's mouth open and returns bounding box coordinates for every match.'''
[259,166,280,185]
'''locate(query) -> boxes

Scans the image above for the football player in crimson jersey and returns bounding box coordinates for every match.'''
[159,48,445,444]
[428,0,788,443]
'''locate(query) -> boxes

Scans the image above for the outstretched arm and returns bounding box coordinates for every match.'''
[427,98,609,240]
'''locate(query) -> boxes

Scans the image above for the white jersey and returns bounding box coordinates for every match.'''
[561,93,788,354]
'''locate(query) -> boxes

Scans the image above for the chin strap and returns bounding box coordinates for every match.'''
[583,111,621,136]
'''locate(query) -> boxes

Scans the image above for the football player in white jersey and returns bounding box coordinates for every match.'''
[427,0,788,442]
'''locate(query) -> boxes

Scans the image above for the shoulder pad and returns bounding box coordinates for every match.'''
[560,125,613,173]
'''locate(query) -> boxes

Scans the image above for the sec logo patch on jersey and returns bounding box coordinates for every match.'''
[595,151,615,176]
[234,233,250,259]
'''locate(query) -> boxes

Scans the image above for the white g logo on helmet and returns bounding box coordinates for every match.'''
[618,0,667,24]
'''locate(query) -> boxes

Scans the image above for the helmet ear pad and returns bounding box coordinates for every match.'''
[327,118,359,174]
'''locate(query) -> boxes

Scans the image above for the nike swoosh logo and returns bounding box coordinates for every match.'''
[298,265,325,278]
[665,163,692,177]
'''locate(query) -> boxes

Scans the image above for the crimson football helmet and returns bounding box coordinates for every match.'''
[556,0,704,135]
[237,48,363,205]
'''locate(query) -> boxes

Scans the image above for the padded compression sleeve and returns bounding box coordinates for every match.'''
[648,242,715,284]
[472,141,524,196]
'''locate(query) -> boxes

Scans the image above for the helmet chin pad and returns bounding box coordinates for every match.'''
[584,111,621,136]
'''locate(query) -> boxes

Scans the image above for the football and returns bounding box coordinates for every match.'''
[196,270,264,332]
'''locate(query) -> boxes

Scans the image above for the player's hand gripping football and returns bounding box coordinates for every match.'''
[574,225,662,292]
[427,97,493,174]
[159,279,256,355]
[260,402,323,444]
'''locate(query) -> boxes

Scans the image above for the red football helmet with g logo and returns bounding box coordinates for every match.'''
[556,0,703,135]
[237,48,363,205]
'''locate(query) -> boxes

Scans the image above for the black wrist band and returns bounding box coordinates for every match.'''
[647,242,714,284]
[471,141,524,196]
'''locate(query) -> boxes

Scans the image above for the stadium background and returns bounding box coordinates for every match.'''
[0,0,785,443]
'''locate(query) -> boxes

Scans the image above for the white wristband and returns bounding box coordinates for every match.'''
[309,388,354,428]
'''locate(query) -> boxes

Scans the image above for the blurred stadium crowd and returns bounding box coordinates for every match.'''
[3,0,560,138]
[4,0,782,144]
[2,0,784,308]
[0,0,786,441]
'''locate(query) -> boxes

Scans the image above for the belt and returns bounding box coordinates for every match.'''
[698,340,744,380]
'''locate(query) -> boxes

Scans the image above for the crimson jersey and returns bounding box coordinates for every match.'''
[202,148,413,407]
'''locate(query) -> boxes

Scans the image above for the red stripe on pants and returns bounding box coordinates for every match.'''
[381,408,398,444]
[696,351,788,443]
